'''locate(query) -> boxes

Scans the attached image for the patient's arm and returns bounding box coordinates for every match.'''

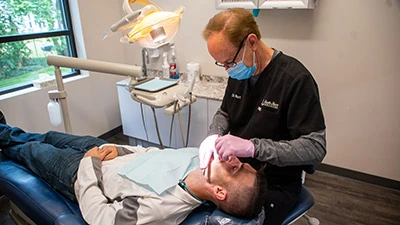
[98,143,160,157]
[75,157,142,224]
[115,145,159,156]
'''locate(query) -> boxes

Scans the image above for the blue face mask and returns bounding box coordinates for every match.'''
[227,44,256,80]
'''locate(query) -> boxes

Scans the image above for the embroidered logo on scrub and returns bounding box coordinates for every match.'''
[258,99,279,111]
[231,93,242,99]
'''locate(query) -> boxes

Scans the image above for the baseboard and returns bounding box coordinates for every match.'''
[317,163,400,191]
[98,125,123,140]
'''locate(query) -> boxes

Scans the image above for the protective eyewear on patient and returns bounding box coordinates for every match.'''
[215,34,249,68]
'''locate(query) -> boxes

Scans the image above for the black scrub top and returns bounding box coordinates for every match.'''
[220,52,326,190]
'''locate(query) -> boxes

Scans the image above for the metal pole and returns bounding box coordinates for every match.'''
[52,66,72,134]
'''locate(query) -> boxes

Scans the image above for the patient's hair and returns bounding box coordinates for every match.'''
[217,168,266,219]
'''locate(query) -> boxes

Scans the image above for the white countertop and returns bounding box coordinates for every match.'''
[192,80,226,101]
[117,74,228,101]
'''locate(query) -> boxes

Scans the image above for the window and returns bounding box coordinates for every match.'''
[0,0,77,95]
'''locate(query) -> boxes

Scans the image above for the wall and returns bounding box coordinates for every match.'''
[254,0,400,182]
[0,0,399,181]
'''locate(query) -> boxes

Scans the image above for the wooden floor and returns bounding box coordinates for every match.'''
[1,132,399,225]
[300,171,400,225]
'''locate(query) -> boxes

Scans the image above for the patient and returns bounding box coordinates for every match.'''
[0,123,265,225]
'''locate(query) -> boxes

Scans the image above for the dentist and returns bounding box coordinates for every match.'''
[199,8,327,225]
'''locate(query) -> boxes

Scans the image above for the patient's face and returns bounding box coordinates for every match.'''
[208,155,257,187]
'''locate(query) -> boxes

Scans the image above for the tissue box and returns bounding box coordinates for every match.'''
[32,73,56,88]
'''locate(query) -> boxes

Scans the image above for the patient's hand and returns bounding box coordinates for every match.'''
[84,146,117,161]
[102,145,118,161]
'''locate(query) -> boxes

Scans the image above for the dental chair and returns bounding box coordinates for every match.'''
[0,150,317,225]
[282,166,320,225]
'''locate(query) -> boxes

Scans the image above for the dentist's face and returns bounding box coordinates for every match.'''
[207,32,240,70]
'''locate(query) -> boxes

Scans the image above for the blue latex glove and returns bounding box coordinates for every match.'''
[198,134,219,169]
[215,134,254,161]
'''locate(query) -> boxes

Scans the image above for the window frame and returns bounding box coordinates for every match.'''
[0,0,79,95]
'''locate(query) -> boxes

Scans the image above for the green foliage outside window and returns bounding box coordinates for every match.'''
[0,0,72,89]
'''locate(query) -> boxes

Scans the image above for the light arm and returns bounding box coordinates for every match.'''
[46,55,143,134]
[47,55,142,77]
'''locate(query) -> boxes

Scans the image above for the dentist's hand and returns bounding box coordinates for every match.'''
[198,134,219,169]
[215,134,254,161]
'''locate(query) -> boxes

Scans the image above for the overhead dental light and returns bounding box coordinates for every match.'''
[105,0,184,49]
[46,0,193,135]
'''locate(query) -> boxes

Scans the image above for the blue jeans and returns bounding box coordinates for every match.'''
[0,124,108,202]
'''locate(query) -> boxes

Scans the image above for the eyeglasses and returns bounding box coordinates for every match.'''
[215,34,249,68]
